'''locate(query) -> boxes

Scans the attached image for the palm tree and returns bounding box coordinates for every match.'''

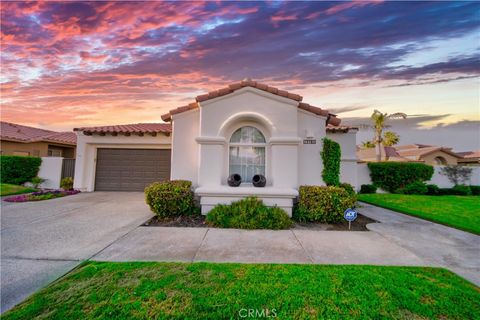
[371,110,407,161]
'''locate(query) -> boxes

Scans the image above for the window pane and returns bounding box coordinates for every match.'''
[229,146,265,183]
[230,126,265,143]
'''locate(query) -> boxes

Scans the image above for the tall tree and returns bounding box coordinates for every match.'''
[370,110,407,161]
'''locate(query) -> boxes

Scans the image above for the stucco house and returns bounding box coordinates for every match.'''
[357,144,463,165]
[0,121,76,158]
[73,80,358,215]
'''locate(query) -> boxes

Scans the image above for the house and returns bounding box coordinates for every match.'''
[357,144,463,165]
[0,121,76,157]
[457,151,480,166]
[73,79,358,215]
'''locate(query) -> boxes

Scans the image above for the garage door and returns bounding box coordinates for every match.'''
[95,148,171,191]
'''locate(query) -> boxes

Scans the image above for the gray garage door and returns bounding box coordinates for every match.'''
[95,148,171,191]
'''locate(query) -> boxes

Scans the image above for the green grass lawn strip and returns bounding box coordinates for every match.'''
[3,261,480,319]
[358,194,480,235]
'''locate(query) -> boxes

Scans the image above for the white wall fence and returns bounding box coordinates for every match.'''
[37,157,75,189]
[356,163,480,189]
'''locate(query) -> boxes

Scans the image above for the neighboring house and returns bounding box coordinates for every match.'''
[457,151,480,166]
[0,121,76,157]
[73,79,358,215]
[357,144,463,165]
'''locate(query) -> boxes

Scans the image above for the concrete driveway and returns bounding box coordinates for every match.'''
[1,192,152,312]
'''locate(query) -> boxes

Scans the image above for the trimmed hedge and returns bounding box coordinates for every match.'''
[206,197,292,230]
[0,155,42,185]
[399,181,428,195]
[470,185,480,196]
[293,186,357,223]
[360,184,377,194]
[321,138,341,186]
[426,184,440,195]
[145,180,197,218]
[339,182,355,197]
[367,162,434,192]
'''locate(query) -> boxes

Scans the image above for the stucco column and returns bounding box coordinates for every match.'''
[269,137,301,188]
[196,136,226,187]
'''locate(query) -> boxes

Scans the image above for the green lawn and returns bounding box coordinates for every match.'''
[0,183,36,196]
[4,262,479,319]
[358,194,480,235]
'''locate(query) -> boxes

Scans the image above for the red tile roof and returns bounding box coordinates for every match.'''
[0,121,76,145]
[74,123,172,135]
[457,150,480,158]
[326,124,358,133]
[161,79,341,125]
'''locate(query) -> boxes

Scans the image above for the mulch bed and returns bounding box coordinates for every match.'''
[142,213,377,231]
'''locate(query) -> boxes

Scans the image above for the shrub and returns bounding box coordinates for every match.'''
[339,182,355,196]
[206,197,292,230]
[400,181,428,195]
[426,184,440,195]
[293,186,356,223]
[145,180,196,218]
[438,188,453,196]
[60,177,74,190]
[359,184,377,194]
[451,185,472,196]
[31,177,45,189]
[470,185,480,196]
[0,155,42,185]
[367,162,434,192]
[321,138,341,186]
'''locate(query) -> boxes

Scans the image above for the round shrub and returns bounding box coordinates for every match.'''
[339,183,355,197]
[367,162,434,192]
[293,186,356,223]
[451,185,472,196]
[359,184,377,194]
[426,184,439,195]
[145,180,196,218]
[60,177,74,190]
[206,197,292,230]
[470,185,480,196]
[401,181,428,195]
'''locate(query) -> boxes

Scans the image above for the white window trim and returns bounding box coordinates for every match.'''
[228,126,268,185]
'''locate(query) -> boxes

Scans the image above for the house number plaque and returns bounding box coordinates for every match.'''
[303,139,316,144]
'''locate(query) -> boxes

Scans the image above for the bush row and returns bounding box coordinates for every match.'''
[0,155,42,185]
[145,180,359,228]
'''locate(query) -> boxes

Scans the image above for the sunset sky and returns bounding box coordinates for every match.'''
[1,1,479,149]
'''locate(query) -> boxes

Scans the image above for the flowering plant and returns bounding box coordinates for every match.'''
[4,189,80,202]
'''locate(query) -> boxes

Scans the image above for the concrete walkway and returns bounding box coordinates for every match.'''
[357,202,480,286]
[93,227,425,266]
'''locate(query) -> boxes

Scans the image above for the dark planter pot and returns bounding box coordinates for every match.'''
[227,173,242,187]
[252,174,266,187]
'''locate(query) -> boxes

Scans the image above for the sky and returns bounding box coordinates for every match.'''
[1,1,479,150]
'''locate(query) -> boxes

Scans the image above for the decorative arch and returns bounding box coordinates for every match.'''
[434,156,447,165]
[218,112,275,138]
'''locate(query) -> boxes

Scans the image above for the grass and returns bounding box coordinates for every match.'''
[0,183,36,196]
[358,194,480,235]
[3,261,479,319]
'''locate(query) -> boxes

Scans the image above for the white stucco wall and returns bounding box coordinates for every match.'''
[73,132,171,192]
[327,131,358,187]
[196,87,303,189]
[170,109,200,186]
[357,163,480,189]
[297,110,327,185]
[38,157,63,189]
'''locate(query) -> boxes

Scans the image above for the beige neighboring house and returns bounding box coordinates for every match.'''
[0,121,77,158]
[357,144,463,165]
[457,151,480,166]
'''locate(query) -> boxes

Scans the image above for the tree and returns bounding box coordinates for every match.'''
[383,131,400,147]
[370,109,407,161]
[439,165,473,185]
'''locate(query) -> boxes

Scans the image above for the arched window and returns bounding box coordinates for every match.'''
[229,126,266,183]
[434,156,447,165]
